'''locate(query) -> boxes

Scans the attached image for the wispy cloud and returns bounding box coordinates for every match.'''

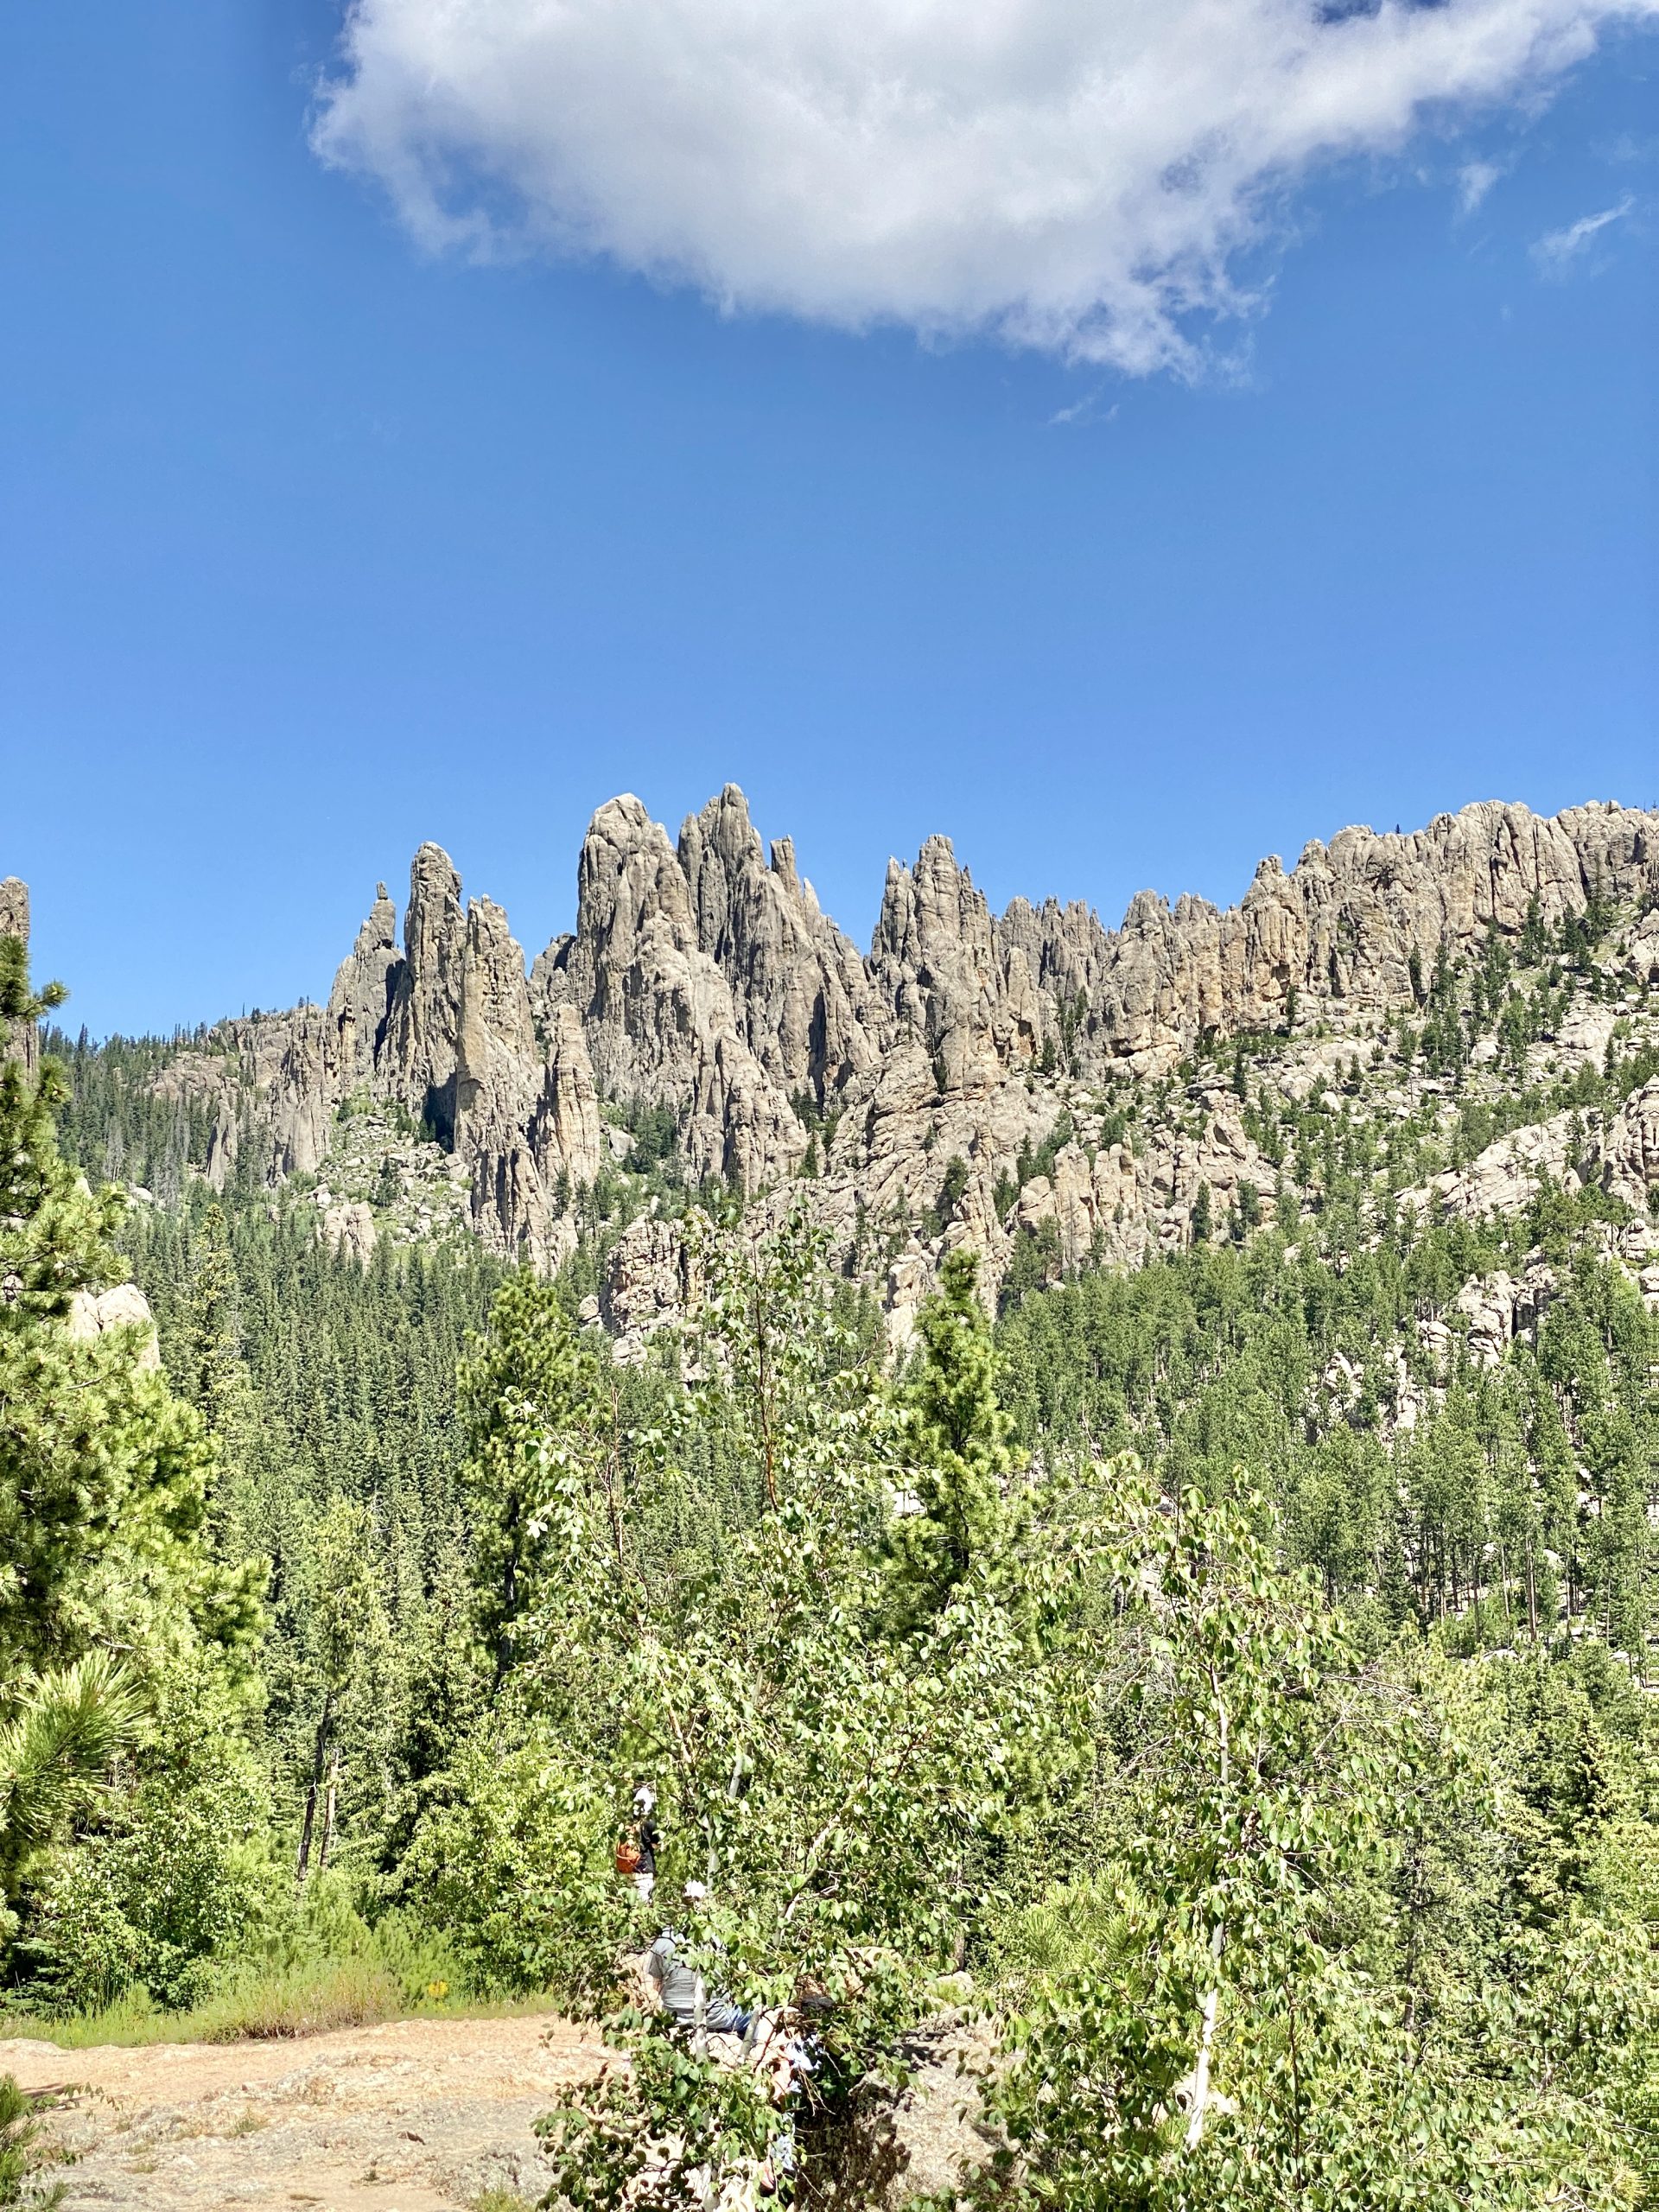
[314,0,1659,373]
[1531,194,1636,272]
[1049,391,1118,429]
[1457,160,1503,213]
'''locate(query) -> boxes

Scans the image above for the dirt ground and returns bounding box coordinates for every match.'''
[1,2008,996,2211]
[0,2012,607,2212]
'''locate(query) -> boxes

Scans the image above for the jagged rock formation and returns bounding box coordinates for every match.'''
[533,794,807,1192]
[869,837,1046,1090]
[992,800,1659,1071]
[453,897,547,1263]
[328,885,401,1090]
[384,843,466,1137]
[90,792,1659,1325]
[677,786,878,1100]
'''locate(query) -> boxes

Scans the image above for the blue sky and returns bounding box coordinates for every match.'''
[3,0,1655,1039]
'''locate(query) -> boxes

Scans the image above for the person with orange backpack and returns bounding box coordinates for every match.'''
[615,1781,659,1902]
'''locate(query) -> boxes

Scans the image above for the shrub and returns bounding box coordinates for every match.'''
[21,1764,273,2015]
[399,1734,628,2007]
[0,2074,60,2208]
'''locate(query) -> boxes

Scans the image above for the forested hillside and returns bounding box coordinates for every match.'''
[4,821,1659,2209]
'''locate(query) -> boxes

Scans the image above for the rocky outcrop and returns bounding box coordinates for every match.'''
[537,790,1658,1162]
[384,844,467,1138]
[600,1215,692,1360]
[1405,1112,1584,1224]
[1,877,38,1077]
[1403,1075,1659,1224]
[156,1005,337,1189]
[1448,1264,1559,1368]
[1623,910,1659,989]
[537,796,806,1190]
[321,1200,378,1266]
[103,791,1658,1323]
[1604,1077,1659,1213]
[530,1005,604,1203]
[453,897,551,1262]
[677,785,878,1100]
[868,836,1046,1090]
[327,885,401,1090]
[67,1282,162,1370]
[1001,800,1659,1071]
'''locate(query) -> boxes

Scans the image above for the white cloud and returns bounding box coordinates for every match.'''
[1457,158,1503,212]
[313,0,1659,372]
[1049,391,1118,426]
[1531,192,1636,269]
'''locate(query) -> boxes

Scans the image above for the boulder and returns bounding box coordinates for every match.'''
[67,1283,162,1370]
[321,1200,378,1266]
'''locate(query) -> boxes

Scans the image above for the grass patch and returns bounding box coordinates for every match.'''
[2,1957,561,2051]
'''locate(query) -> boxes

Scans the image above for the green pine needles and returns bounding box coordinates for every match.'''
[886,1248,1014,1625]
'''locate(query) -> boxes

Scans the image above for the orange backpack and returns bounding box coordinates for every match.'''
[614,1830,643,1877]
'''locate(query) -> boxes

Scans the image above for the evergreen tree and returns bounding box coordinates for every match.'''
[0,946,259,1682]
[887,1249,1014,1624]
[457,1271,607,1680]
[292,1496,397,1885]
[0,936,264,2002]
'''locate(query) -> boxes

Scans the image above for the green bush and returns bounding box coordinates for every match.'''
[399,1733,628,2007]
[0,2074,60,2208]
[20,1760,273,2015]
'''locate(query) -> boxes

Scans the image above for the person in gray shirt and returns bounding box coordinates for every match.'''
[645,1883,753,2037]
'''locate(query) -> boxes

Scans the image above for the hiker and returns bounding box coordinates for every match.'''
[622,1781,659,1903]
[645,1881,755,2037]
[615,1782,659,1902]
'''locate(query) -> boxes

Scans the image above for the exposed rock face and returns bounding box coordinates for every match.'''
[537,795,805,1190]
[327,885,400,1089]
[1403,1076,1659,1224]
[146,849,604,1268]
[1604,1077,1659,1213]
[677,785,877,1100]
[1406,1112,1585,1224]
[124,791,1659,1319]
[1,876,39,1077]
[868,836,1044,1090]
[67,1283,162,1370]
[600,1215,691,1361]
[531,1005,604,1204]
[321,1200,378,1267]
[1450,1265,1558,1370]
[385,843,467,1138]
[996,800,1659,1072]
[454,897,545,1261]
[158,1006,337,1188]
[1624,910,1659,989]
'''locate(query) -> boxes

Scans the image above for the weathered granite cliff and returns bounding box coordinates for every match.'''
[113,792,1659,1326]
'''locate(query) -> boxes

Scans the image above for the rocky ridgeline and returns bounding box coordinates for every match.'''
[123,794,1659,1338]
